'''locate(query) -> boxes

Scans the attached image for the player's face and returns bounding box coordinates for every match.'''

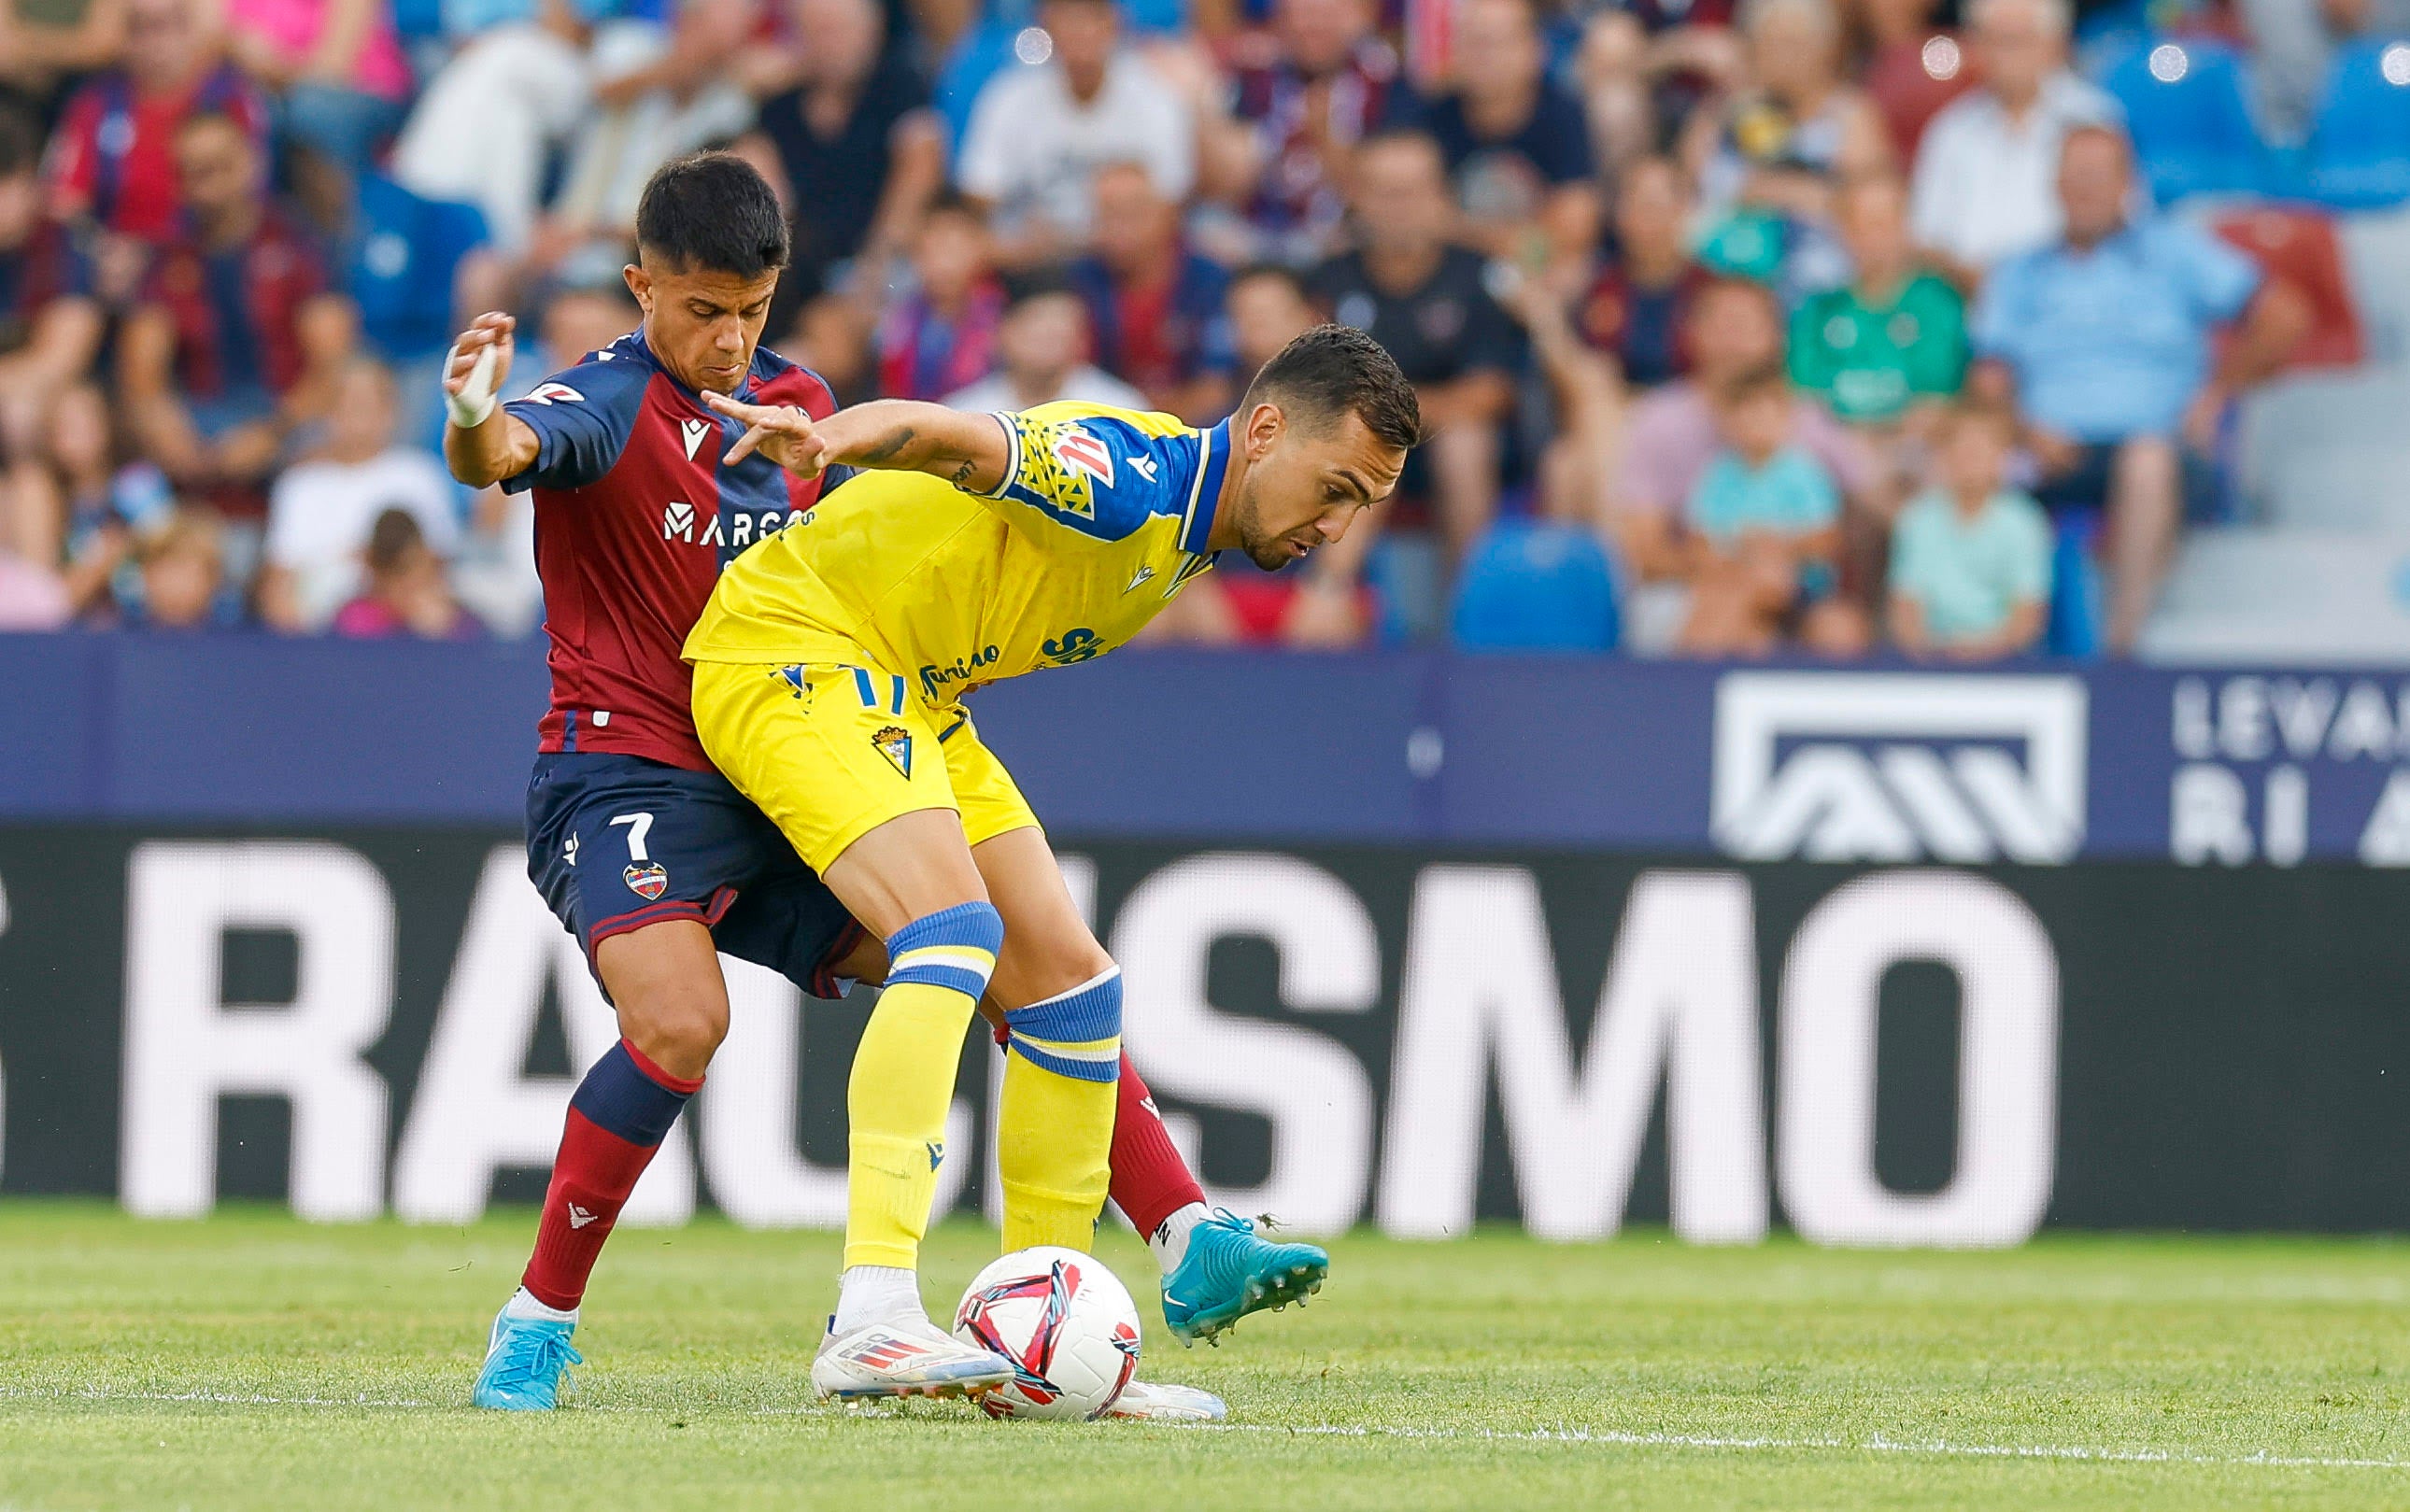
[1228,404,1406,572]
[625,258,782,394]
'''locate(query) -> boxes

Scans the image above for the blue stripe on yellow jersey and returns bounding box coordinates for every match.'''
[683,403,1230,708]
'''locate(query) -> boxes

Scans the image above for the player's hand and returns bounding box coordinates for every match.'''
[703,391,830,478]
[444,313,516,428]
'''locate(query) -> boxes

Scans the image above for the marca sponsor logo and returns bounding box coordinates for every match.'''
[1711,672,2088,863]
[661,502,807,548]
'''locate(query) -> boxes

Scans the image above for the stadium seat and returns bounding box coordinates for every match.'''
[2304,38,2410,209]
[2104,37,2272,202]
[2047,514,2104,658]
[1448,522,1620,652]
[2212,205,2364,369]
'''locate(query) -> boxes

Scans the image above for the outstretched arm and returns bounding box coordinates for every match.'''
[702,394,1011,493]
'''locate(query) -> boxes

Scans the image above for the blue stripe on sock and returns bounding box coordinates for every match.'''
[888,961,995,997]
[886,901,1006,963]
[567,1041,693,1146]
[1003,970,1121,1044]
[1009,1039,1122,1082]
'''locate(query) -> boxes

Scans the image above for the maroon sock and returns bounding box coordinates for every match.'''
[521,1039,703,1311]
[1109,1055,1206,1242]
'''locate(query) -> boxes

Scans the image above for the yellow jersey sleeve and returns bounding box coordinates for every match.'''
[978,402,1224,553]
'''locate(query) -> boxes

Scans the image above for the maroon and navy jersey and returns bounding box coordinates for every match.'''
[502,331,839,770]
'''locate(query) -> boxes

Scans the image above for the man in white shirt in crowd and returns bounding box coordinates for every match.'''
[944,271,1148,415]
[955,0,1194,267]
[258,358,460,632]
[1908,0,2118,282]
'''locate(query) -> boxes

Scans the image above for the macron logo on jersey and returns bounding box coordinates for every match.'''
[527,381,584,405]
[1051,426,1114,489]
[680,417,712,460]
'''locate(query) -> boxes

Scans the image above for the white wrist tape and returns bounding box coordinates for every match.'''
[445,341,501,430]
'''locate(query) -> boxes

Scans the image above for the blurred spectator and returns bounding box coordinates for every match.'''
[1683,0,1890,298]
[222,0,416,172]
[103,502,231,628]
[7,383,159,590]
[876,192,1005,401]
[120,110,355,509]
[1680,362,1864,655]
[0,0,129,93]
[1204,0,1399,267]
[1609,276,1875,645]
[1787,172,1965,429]
[1888,399,2051,659]
[1969,126,2308,654]
[1908,0,2115,280]
[0,544,69,628]
[1851,0,1975,162]
[1311,129,1520,565]
[1578,154,1708,391]
[1069,162,1236,422]
[43,0,268,293]
[943,272,1148,412]
[776,292,878,406]
[0,104,105,494]
[1576,0,1746,174]
[1395,0,1599,278]
[258,358,459,632]
[2240,0,2410,144]
[389,0,595,253]
[332,505,482,638]
[749,0,943,301]
[546,0,757,253]
[1224,261,1319,382]
[956,0,1195,266]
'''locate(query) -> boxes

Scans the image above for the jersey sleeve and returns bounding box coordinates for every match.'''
[976,403,1201,545]
[498,354,650,494]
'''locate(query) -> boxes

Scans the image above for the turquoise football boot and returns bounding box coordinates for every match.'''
[472,1304,583,1410]
[1159,1208,1328,1346]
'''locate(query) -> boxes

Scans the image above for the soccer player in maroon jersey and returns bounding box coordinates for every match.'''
[442,153,1302,1420]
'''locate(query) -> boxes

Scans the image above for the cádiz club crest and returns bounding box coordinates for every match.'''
[872,725,914,779]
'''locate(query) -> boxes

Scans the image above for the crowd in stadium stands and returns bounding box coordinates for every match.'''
[0,0,2400,656]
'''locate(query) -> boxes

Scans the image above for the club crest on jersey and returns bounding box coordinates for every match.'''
[872,725,914,779]
[623,861,669,900]
[527,381,584,405]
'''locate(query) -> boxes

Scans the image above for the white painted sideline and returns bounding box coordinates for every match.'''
[4,1387,2403,1472]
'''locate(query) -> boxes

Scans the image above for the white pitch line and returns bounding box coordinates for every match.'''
[4,1388,2403,1472]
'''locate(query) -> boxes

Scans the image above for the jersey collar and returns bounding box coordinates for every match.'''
[1181,419,1232,555]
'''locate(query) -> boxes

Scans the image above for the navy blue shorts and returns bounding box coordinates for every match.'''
[525,752,864,998]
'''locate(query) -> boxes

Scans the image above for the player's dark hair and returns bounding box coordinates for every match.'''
[635,152,789,279]
[0,103,39,179]
[1241,324,1423,453]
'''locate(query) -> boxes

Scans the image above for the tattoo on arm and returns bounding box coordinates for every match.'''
[947,456,977,486]
[858,426,916,465]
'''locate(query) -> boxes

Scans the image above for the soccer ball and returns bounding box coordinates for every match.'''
[952,1245,1141,1420]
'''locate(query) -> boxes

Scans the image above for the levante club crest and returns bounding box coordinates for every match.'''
[872,725,914,779]
[623,861,669,900]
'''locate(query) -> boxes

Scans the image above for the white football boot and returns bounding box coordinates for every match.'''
[811,1315,1017,1402]
[1107,1378,1228,1422]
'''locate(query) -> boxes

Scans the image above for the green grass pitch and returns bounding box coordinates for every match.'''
[0,1203,2404,1510]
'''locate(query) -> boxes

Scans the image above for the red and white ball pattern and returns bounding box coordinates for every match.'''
[952,1246,1141,1420]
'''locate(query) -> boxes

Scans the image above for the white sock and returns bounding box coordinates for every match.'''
[832,1265,926,1335]
[503,1286,577,1324]
[1149,1202,1212,1276]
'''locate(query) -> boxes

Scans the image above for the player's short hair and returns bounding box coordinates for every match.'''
[1241,324,1423,453]
[635,152,789,280]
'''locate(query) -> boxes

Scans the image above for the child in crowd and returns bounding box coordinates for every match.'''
[1889,400,2052,660]
[333,509,482,640]
[1680,364,1864,656]
[874,193,1005,402]
[130,507,233,630]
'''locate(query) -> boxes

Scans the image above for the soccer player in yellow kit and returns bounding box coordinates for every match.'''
[686,325,1419,1400]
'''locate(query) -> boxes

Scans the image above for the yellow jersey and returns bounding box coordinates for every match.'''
[684,403,1231,707]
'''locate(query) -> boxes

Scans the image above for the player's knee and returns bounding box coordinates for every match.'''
[619,987,730,1076]
[1003,966,1123,1085]
[885,900,1007,1001]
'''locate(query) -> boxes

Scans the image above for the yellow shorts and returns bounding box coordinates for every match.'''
[690,657,1040,875]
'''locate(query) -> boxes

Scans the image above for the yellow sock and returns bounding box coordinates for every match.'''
[996,968,1122,1252]
[844,981,977,1270]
